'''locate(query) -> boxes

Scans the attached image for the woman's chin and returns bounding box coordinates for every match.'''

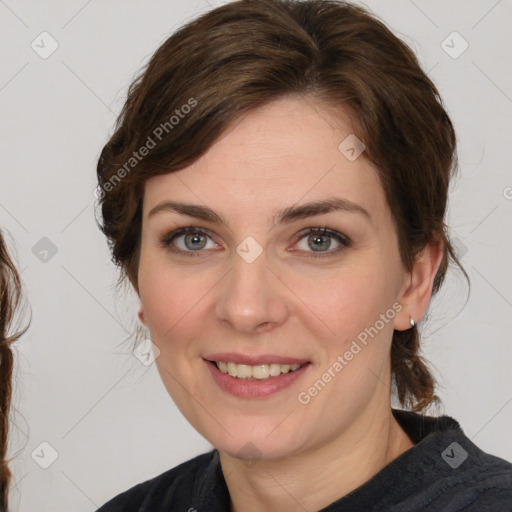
[210,432,307,464]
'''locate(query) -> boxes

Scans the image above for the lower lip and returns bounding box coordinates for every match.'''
[204,359,311,399]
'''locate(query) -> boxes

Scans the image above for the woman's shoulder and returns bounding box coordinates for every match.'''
[385,409,512,510]
[448,441,512,509]
[331,409,512,511]
[95,449,219,512]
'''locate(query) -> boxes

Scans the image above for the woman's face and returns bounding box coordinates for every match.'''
[137,96,410,460]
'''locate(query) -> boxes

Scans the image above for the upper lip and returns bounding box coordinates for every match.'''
[204,353,310,366]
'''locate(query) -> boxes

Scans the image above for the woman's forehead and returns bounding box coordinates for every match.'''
[142,97,383,212]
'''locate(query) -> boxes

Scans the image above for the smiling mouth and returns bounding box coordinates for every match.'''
[209,360,307,380]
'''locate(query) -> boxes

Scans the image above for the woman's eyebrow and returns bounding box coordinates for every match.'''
[147,197,371,227]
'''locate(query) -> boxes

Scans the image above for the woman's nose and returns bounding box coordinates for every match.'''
[214,245,291,335]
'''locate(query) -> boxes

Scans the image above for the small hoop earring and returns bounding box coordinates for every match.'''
[410,316,415,328]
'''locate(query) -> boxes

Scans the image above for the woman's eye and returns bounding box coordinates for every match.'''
[161,226,351,258]
[294,227,351,258]
[161,227,218,256]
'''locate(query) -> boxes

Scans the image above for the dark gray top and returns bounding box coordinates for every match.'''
[96,408,512,511]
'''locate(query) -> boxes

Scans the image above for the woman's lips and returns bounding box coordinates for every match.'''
[204,359,311,399]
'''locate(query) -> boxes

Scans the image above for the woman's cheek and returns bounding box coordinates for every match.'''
[142,268,204,331]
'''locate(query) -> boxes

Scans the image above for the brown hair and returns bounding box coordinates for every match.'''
[96,0,468,412]
[0,231,28,510]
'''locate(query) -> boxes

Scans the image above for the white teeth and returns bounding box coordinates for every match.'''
[237,364,252,379]
[252,364,269,379]
[269,363,282,377]
[227,362,237,377]
[215,361,303,380]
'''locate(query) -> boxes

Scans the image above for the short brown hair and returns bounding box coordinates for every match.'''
[96,0,468,412]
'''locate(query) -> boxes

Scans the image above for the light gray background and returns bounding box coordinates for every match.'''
[1,0,511,510]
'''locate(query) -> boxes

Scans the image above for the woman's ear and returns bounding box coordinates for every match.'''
[138,302,147,327]
[394,235,444,331]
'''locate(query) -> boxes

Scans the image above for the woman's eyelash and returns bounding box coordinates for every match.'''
[160,226,351,258]
[294,227,351,258]
[160,227,216,256]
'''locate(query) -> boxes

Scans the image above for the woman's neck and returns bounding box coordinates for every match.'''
[220,406,415,512]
